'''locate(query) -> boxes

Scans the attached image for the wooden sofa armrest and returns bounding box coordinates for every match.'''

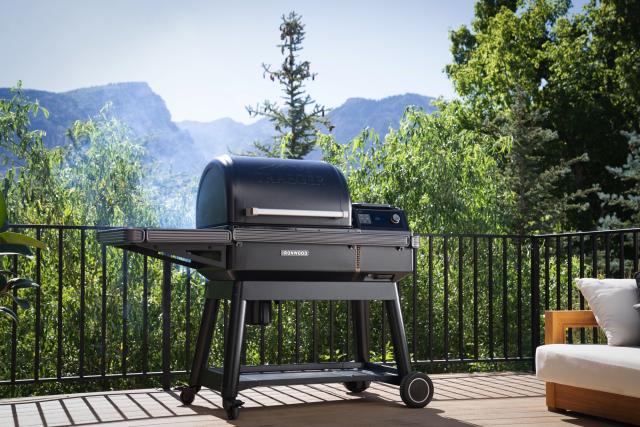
[544,310,597,344]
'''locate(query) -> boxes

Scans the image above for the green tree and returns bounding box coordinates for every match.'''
[599,132,640,229]
[449,0,518,69]
[0,82,49,164]
[64,106,159,227]
[1,93,191,229]
[0,83,69,225]
[321,102,506,233]
[446,0,640,229]
[447,0,568,118]
[544,0,640,228]
[0,84,48,328]
[490,89,591,234]
[247,11,332,159]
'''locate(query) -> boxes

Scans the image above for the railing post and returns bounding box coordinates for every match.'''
[162,260,172,390]
[530,237,541,371]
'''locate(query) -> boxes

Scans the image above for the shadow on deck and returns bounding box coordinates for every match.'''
[0,373,624,426]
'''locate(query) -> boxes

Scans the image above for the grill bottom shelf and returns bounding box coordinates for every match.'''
[201,364,400,391]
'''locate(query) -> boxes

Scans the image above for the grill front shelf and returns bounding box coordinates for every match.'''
[200,364,399,391]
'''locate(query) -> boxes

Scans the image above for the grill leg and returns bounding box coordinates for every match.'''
[385,285,411,378]
[351,300,370,363]
[343,300,372,394]
[188,297,220,389]
[180,297,220,405]
[221,282,247,418]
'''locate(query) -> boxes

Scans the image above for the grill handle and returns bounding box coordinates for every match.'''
[245,207,349,219]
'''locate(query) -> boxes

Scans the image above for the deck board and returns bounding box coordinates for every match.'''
[0,373,626,426]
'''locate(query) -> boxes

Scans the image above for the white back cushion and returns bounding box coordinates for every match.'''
[575,278,640,346]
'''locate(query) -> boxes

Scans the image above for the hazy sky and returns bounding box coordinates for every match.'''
[2,0,589,123]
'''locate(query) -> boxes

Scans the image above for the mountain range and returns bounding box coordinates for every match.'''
[0,82,436,174]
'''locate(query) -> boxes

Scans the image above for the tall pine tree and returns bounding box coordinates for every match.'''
[491,90,592,234]
[599,132,640,229]
[247,11,332,159]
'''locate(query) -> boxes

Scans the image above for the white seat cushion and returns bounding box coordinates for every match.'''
[536,344,640,398]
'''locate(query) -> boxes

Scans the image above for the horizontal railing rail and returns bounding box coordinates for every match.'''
[0,225,637,396]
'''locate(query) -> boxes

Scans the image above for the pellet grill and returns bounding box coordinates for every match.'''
[98,155,433,419]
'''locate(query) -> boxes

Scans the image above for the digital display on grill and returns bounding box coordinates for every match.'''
[353,204,407,231]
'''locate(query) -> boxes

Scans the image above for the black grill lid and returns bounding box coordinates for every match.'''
[196,155,351,228]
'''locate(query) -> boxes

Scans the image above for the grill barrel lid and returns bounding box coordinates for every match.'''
[196,155,352,228]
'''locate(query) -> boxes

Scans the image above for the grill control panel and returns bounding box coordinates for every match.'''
[352,203,409,231]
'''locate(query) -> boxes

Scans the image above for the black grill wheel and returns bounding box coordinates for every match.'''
[343,380,371,393]
[399,372,434,408]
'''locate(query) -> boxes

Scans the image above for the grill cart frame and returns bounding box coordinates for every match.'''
[185,280,419,420]
[97,227,434,419]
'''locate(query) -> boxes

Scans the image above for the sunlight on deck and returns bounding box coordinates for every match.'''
[0,373,622,426]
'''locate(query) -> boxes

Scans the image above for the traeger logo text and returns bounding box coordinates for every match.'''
[280,249,309,257]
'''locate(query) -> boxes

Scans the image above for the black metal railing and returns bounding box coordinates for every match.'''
[401,233,539,367]
[1,225,637,396]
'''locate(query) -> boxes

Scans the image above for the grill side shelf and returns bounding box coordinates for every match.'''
[97,228,233,246]
[145,228,232,244]
[97,228,145,245]
[232,227,411,247]
[98,227,412,247]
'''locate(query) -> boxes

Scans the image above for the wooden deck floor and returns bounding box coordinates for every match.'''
[0,372,627,426]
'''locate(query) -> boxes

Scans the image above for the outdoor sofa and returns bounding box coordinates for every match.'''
[536,308,640,425]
